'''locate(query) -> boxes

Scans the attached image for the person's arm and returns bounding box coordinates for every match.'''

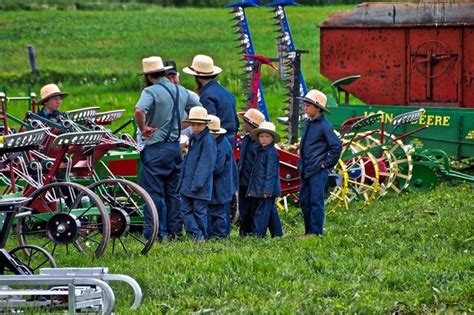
[263,151,279,198]
[191,136,217,192]
[213,145,226,176]
[321,124,342,169]
[200,94,217,115]
[135,90,156,139]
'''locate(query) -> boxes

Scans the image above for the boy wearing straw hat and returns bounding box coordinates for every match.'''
[184,54,239,144]
[179,107,217,240]
[237,109,283,237]
[207,115,238,238]
[247,121,283,238]
[297,89,342,236]
[135,56,201,241]
[36,83,68,122]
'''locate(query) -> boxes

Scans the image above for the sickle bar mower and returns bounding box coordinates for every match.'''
[226,0,270,119]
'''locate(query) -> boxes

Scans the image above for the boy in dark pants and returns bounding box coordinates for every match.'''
[297,90,342,236]
[179,107,217,240]
[207,115,238,238]
[247,122,283,238]
[237,109,266,236]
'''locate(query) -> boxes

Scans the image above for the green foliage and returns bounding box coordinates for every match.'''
[52,184,474,313]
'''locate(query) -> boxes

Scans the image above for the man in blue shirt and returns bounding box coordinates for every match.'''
[297,89,342,236]
[135,56,201,240]
[183,54,239,144]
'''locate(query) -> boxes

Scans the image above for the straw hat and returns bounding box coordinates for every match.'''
[37,84,69,105]
[208,115,227,135]
[183,54,222,77]
[297,89,330,113]
[238,108,266,128]
[140,56,173,75]
[183,106,210,123]
[250,121,281,143]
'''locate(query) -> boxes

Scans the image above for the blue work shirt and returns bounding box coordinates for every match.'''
[298,115,342,179]
[179,128,217,201]
[238,134,259,187]
[210,135,238,205]
[199,80,239,135]
[247,143,281,198]
[135,77,201,145]
[36,108,65,122]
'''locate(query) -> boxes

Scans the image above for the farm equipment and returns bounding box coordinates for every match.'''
[0,136,142,314]
[319,2,474,190]
[0,91,159,259]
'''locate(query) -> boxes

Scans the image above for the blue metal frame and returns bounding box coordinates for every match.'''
[225,0,270,120]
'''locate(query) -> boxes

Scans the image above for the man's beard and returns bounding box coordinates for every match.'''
[194,77,203,92]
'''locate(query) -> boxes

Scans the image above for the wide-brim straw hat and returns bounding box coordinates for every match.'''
[139,56,173,75]
[297,89,331,114]
[37,84,69,105]
[208,115,227,135]
[238,108,266,128]
[250,121,281,143]
[183,54,222,77]
[183,106,211,123]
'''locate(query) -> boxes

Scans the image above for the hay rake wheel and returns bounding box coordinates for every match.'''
[342,142,380,208]
[16,182,111,260]
[355,131,398,198]
[87,178,158,255]
[4,245,57,275]
[325,159,349,212]
[361,132,414,194]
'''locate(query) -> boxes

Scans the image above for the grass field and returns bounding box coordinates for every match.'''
[51,183,472,313]
[1,4,473,313]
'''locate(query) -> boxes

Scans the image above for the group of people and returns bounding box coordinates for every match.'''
[35,52,342,241]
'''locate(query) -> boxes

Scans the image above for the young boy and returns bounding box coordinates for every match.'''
[207,115,238,239]
[247,121,283,238]
[179,107,216,240]
[297,89,342,236]
[238,109,282,237]
[237,108,266,235]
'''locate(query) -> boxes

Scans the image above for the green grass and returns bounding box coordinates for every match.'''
[41,183,472,313]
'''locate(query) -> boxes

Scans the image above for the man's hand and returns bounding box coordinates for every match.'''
[142,126,157,139]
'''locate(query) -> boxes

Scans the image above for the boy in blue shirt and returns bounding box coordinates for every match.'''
[297,89,342,236]
[179,107,217,240]
[247,121,283,238]
[207,115,238,239]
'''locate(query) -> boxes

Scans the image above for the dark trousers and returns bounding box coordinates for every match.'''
[208,202,230,239]
[181,195,208,240]
[300,169,329,235]
[140,141,183,239]
[238,186,252,236]
[268,204,283,237]
[249,197,277,238]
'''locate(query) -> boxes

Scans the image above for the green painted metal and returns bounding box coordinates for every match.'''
[328,104,474,159]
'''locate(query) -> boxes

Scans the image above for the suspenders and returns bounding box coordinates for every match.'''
[158,83,181,142]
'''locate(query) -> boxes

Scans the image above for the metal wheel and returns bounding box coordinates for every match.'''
[325,159,349,212]
[357,133,398,198]
[6,245,57,275]
[367,132,414,194]
[88,178,158,255]
[16,182,111,259]
[344,142,380,207]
